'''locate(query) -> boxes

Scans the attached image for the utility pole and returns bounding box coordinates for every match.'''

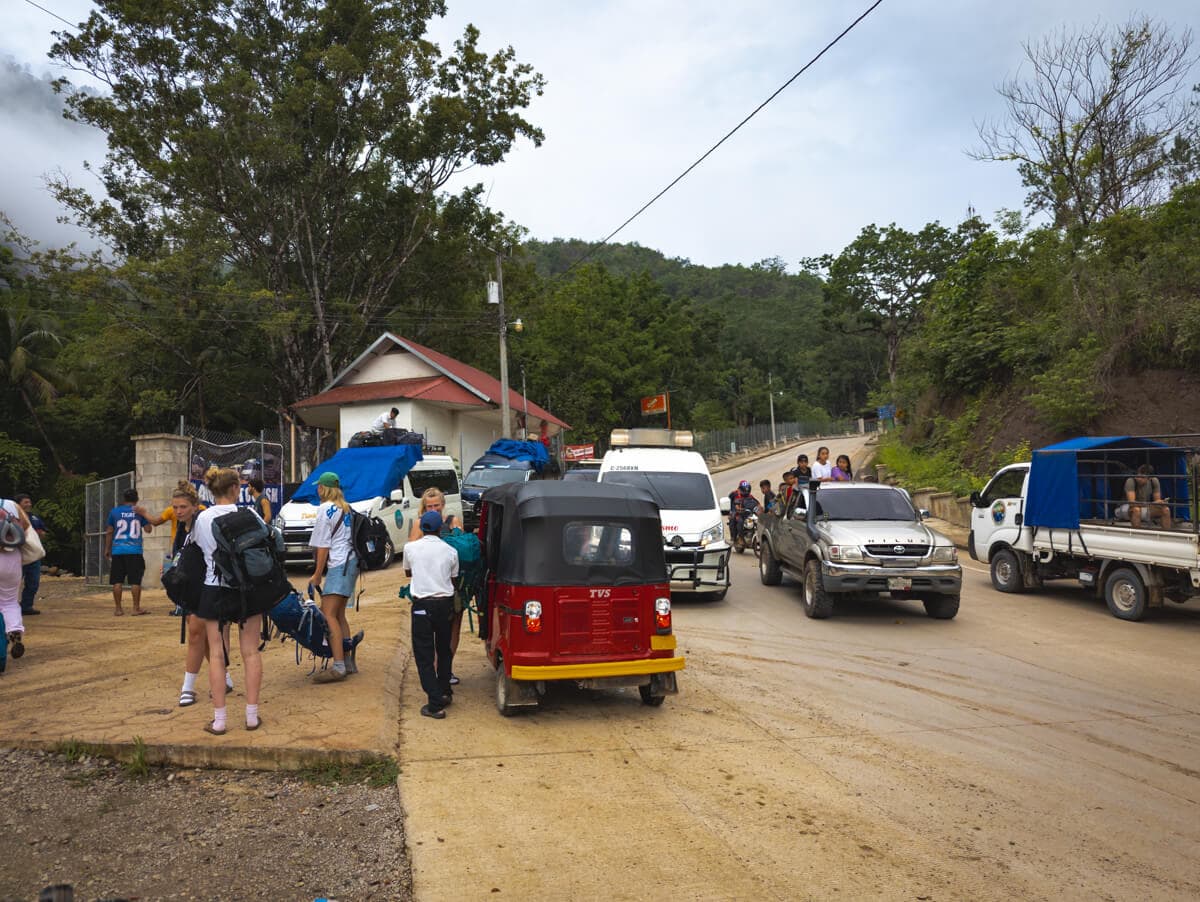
[495,251,511,439]
[768,372,777,447]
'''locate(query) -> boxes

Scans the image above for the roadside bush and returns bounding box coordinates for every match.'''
[1027,337,1108,432]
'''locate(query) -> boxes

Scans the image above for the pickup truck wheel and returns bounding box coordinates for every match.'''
[803,560,834,619]
[923,594,960,619]
[638,684,666,706]
[989,548,1024,594]
[1104,567,1147,621]
[759,541,782,586]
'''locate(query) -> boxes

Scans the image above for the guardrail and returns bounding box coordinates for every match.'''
[694,419,863,462]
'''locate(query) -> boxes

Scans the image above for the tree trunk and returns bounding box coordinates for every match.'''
[19,387,67,474]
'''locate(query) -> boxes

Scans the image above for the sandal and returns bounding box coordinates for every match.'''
[245,716,264,732]
[178,689,197,707]
[203,723,226,736]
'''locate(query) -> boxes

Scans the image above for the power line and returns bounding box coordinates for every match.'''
[20,0,79,30]
[566,0,886,273]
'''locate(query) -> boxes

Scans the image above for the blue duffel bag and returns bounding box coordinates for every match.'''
[267,589,332,665]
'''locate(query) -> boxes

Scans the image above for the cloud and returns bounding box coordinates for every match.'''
[0,57,107,251]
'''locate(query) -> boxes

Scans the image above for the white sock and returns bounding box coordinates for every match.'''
[246,704,259,728]
[182,671,198,693]
[225,671,234,691]
[212,706,227,731]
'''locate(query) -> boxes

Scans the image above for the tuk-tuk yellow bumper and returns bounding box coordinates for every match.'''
[511,655,685,681]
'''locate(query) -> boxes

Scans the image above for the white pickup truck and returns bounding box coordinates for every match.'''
[969,436,1199,620]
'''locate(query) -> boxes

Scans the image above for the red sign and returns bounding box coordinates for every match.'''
[640,393,668,415]
[564,444,595,461]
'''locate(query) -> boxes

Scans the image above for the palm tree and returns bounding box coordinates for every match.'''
[0,297,69,473]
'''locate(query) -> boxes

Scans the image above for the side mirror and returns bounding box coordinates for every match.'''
[918,508,931,520]
[969,491,982,508]
[719,497,732,514]
[390,489,404,503]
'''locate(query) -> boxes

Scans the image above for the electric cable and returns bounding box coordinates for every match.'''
[564,0,885,273]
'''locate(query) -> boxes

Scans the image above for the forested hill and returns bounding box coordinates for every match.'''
[522,239,883,421]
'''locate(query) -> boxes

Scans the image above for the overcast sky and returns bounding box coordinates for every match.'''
[2,1,1197,267]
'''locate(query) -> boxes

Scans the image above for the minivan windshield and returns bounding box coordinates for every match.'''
[601,470,715,511]
[812,488,916,522]
[464,467,529,489]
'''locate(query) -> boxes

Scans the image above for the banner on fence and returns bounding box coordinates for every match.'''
[189,437,284,512]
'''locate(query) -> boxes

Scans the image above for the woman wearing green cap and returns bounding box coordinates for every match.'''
[308,472,362,683]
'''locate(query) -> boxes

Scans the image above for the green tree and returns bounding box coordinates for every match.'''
[804,220,980,393]
[0,298,69,473]
[49,0,545,404]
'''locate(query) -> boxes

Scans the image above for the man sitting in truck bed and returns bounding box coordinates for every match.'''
[1117,464,1173,529]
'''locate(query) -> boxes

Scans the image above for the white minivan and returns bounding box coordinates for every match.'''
[278,453,462,569]
[598,429,731,599]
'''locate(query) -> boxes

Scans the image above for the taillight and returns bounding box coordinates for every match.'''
[523,600,543,633]
[654,597,672,633]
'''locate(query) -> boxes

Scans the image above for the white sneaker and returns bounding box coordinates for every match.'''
[225,673,235,692]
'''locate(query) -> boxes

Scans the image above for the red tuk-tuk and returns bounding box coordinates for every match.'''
[477,481,684,715]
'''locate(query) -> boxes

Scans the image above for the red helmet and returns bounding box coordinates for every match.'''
[738,480,751,492]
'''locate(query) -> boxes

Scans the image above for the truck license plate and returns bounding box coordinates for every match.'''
[887,577,912,591]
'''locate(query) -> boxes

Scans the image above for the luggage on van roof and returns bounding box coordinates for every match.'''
[482,439,550,472]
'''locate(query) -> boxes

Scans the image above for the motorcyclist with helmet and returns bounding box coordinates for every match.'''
[727,480,761,546]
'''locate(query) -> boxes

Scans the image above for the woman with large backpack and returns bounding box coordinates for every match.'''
[307,472,361,684]
[149,480,235,707]
[0,498,33,664]
[192,467,265,733]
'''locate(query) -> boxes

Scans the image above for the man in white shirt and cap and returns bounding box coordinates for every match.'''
[402,510,459,719]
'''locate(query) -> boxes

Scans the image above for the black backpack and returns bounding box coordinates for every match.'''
[212,508,291,621]
[162,536,205,613]
[347,510,390,570]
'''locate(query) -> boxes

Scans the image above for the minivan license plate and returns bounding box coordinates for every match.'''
[887,577,912,591]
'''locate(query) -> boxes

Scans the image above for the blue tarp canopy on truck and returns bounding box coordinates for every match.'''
[289,445,423,505]
[1025,436,1190,529]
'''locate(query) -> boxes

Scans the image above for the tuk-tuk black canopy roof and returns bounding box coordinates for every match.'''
[481,481,667,585]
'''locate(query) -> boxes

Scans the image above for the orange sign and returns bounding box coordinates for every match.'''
[640,393,668,415]
[564,444,595,461]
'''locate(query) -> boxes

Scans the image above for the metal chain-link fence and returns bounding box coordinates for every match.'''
[84,470,134,586]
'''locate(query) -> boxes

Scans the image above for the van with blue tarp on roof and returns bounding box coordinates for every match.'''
[968,435,1200,620]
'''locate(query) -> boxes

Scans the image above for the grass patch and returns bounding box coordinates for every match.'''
[299,755,399,788]
[877,432,1031,498]
[56,739,106,763]
[122,736,151,778]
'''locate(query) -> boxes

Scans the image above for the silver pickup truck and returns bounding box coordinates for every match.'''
[759,482,962,619]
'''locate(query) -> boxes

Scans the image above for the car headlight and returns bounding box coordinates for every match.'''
[931,545,958,563]
[700,523,725,547]
[827,545,863,562]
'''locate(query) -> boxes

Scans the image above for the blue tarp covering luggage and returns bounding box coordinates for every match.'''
[485,439,549,473]
[1025,436,1190,529]
[289,445,424,505]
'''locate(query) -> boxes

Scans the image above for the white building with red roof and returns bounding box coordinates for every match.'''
[291,332,569,466]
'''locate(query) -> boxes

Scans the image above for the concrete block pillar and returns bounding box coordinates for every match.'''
[134,433,192,590]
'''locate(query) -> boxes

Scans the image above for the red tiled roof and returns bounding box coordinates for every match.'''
[293,376,486,410]
[398,337,569,429]
[294,334,571,430]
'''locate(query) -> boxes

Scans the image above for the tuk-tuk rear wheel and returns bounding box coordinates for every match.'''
[495,655,520,717]
[639,684,666,706]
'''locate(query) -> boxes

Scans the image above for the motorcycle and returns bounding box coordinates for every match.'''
[732,509,760,556]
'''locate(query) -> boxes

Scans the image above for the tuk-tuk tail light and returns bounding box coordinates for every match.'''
[523,600,543,633]
[654,597,672,633]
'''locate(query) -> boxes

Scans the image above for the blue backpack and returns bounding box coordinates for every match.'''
[267,590,332,665]
[441,529,483,606]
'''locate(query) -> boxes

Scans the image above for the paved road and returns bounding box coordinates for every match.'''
[399,437,1200,900]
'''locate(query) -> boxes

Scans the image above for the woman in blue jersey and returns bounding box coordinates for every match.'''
[308,472,360,683]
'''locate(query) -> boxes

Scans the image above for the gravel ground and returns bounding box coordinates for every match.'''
[0,748,412,902]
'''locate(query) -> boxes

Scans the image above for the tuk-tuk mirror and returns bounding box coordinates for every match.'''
[389,489,404,503]
[719,497,732,514]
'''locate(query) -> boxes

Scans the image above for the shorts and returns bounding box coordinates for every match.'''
[322,559,359,598]
[109,554,146,586]
[195,584,240,622]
